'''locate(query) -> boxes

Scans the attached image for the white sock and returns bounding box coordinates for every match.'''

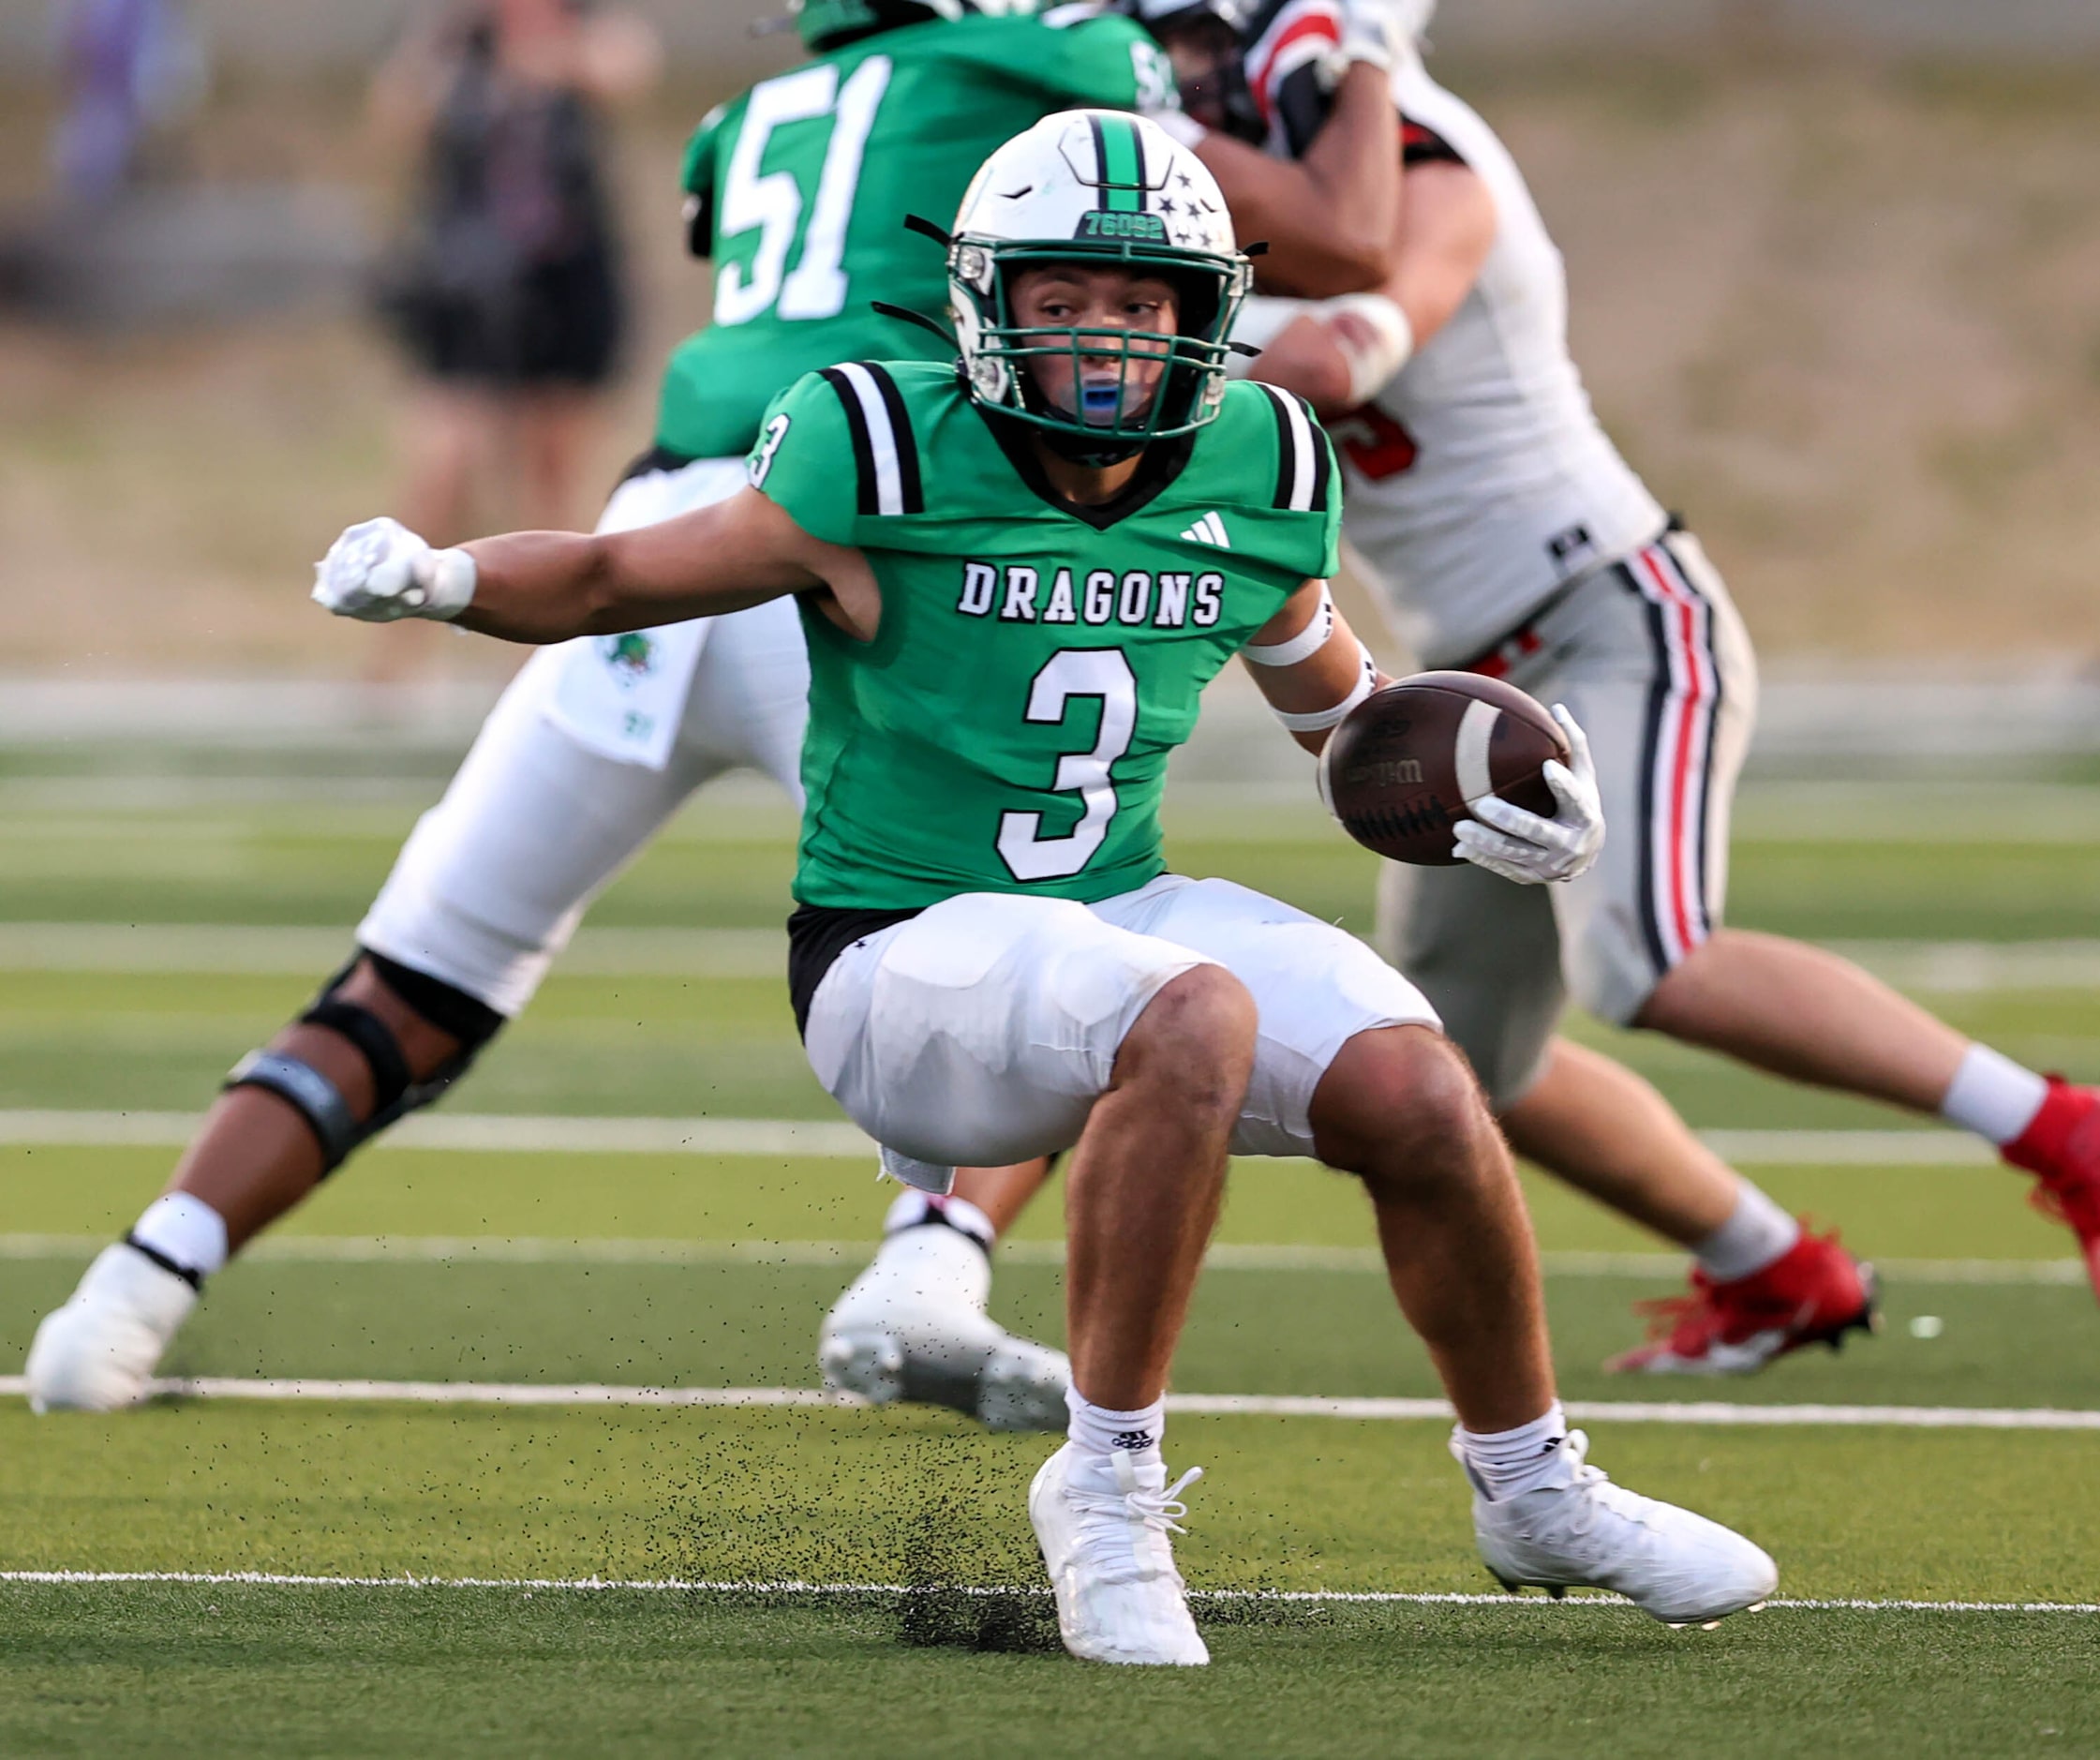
[1941,1044,2049,1146]
[1692,1181,1800,1283]
[1453,1402,1569,1502]
[127,1193,229,1281]
[1065,1386,1165,1459]
[880,1189,995,1252]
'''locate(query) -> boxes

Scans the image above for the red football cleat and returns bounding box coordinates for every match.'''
[1606,1227,1877,1375]
[2001,1076,2100,1300]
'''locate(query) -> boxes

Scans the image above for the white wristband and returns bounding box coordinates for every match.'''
[1243,583,1335,667]
[1319,293,1414,407]
[1272,652,1378,733]
[1227,294,1316,379]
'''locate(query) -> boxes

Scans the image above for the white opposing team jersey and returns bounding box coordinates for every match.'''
[1329,58,1666,668]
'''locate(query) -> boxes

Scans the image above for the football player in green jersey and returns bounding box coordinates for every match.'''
[25,0,1417,1432]
[309,111,1778,1665]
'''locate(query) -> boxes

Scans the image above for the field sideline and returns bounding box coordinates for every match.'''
[5,777,2098,1753]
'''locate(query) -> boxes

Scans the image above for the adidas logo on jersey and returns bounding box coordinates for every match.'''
[1180,511,1230,548]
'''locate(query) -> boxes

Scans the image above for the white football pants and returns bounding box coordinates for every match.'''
[805,875,1440,1168]
[358,457,810,1017]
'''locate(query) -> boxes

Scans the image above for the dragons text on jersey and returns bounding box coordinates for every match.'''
[750,360,1337,909]
[954,562,1226,629]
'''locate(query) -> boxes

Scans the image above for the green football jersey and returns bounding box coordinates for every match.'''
[657,10,1175,461]
[747,361,1342,911]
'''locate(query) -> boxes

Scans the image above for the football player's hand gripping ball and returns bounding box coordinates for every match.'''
[1452,704,1605,885]
[312,517,477,622]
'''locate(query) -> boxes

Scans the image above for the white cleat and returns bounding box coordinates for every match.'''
[819,1223,1070,1432]
[1463,1430,1778,1625]
[1030,1441,1209,1666]
[24,1243,198,1413]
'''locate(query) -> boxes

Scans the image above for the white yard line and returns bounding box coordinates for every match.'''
[3,1375,2097,1429]
[1696,1129,1992,1165]
[0,922,788,978]
[8,922,2100,994]
[1824,938,2100,992]
[0,1571,2091,1615]
[0,1111,874,1156]
[0,1110,2000,1165]
[0,1232,2084,1284]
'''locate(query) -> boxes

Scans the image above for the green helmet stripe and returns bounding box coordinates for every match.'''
[1092,113,1145,214]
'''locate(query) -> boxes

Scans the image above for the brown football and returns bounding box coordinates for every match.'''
[1319,671,1571,865]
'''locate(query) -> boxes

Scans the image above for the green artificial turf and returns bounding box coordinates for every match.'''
[7,783,2100,1755]
[5,1586,2093,1760]
[0,1245,2093,1410]
[3,1408,2097,1759]
[5,1403,2097,1600]
[8,791,2100,942]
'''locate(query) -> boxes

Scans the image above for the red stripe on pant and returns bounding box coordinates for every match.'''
[1631,543,1715,960]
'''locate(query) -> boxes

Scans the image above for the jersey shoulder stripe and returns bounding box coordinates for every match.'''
[1254,381,1333,514]
[818,363,926,516]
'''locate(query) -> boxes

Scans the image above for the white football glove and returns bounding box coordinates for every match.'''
[1452,704,1605,886]
[312,516,476,623]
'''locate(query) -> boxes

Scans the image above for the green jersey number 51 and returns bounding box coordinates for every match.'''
[714,56,893,328]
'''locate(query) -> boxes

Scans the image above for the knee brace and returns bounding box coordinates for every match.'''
[224,949,505,1174]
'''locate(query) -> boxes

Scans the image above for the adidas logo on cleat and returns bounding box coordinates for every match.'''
[1180,511,1230,548]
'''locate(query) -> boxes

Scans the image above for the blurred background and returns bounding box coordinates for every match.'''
[2,0,2096,777]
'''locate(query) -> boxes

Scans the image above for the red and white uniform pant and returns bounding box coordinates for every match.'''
[1376,527,1758,1106]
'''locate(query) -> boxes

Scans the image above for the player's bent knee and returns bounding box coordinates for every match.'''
[224,949,505,1175]
[1118,963,1258,1119]
[1312,1024,1497,1200]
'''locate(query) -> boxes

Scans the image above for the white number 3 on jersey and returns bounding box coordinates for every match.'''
[748,413,792,488]
[997,649,1139,882]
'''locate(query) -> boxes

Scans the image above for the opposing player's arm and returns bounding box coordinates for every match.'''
[1185,60,1400,298]
[1247,158,1496,415]
[311,489,882,646]
[1240,578,1385,756]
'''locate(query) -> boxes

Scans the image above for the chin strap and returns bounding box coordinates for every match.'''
[871,300,956,349]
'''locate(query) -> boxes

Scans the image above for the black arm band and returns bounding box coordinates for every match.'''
[300,998,412,1117]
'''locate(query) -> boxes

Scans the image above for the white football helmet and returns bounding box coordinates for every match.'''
[946,109,1251,460]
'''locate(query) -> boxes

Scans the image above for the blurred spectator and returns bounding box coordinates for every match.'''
[47,0,209,204]
[366,0,659,680]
